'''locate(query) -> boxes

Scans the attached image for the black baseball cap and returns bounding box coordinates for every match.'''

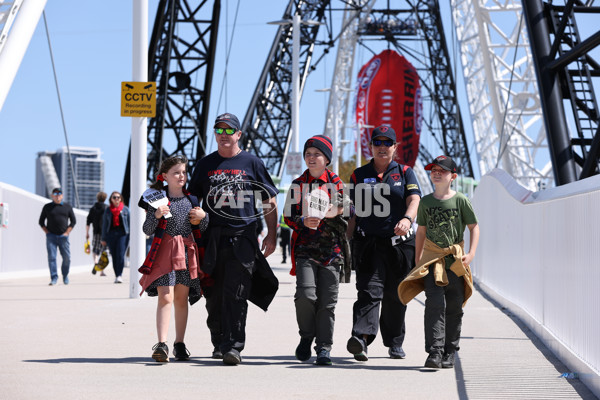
[214,113,241,131]
[371,125,397,143]
[52,187,62,194]
[424,155,458,173]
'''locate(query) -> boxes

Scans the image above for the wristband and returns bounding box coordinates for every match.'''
[402,215,413,224]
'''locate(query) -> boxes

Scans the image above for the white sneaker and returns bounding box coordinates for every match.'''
[115,276,123,284]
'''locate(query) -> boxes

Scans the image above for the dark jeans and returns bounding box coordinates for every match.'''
[294,257,341,351]
[424,266,465,355]
[105,230,128,277]
[204,236,255,354]
[46,233,70,280]
[351,236,414,348]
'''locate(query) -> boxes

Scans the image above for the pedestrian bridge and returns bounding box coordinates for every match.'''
[0,171,599,399]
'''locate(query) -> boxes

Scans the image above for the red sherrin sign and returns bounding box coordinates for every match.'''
[355,49,422,167]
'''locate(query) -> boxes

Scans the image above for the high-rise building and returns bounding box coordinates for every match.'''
[36,147,104,210]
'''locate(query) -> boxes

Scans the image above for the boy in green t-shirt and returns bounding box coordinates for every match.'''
[415,155,480,369]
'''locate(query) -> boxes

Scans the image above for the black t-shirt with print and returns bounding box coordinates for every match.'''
[189,150,278,228]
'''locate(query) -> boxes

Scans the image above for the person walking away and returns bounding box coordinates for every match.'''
[284,135,353,365]
[188,112,279,366]
[101,191,130,283]
[398,155,479,369]
[86,191,107,276]
[279,214,291,263]
[139,155,207,363]
[39,187,76,285]
[346,125,421,361]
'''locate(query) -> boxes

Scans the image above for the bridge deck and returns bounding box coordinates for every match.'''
[0,250,595,399]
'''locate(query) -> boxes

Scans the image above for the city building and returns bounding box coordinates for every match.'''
[36,147,104,210]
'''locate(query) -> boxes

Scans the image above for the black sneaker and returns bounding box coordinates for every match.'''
[212,347,223,359]
[91,265,97,275]
[223,349,242,365]
[424,352,442,368]
[346,336,368,361]
[152,342,169,363]
[295,337,313,361]
[388,346,406,359]
[441,352,455,368]
[315,348,332,366]
[173,342,190,361]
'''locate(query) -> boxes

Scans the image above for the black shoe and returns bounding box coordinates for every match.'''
[424,352,442,368]
[152,342,169,363]
[91,265,97,275]
[223,349,242,365]
[315,348,332,366]
[212,347,223,359]
[346,336,368,361]
[173,342,190,361]
[295,337,313,361]
[441,352,455,368]
[388,346,406,359]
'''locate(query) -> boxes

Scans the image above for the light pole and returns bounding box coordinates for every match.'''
[268,15,323,154]
[292,13,300,153]
[355,122,374,168]
[316,86,353,174]
[130,0,148,298]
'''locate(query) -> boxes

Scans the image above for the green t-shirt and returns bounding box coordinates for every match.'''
[417,192,478,267]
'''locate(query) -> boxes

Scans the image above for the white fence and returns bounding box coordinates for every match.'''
[472,169,600,396]
[0,182,92,277]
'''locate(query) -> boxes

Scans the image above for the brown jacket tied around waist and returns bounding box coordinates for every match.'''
[397,238,473,307]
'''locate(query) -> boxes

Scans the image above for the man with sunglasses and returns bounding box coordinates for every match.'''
[188,113,279,365]
[345,125,421,362]
[39,187,76,285]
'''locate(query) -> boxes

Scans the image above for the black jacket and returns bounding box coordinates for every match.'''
[86,202,107,234]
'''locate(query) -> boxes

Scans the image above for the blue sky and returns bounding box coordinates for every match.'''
[0,0,462,203]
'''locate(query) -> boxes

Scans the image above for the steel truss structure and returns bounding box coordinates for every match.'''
[123,0,220,201]
[350,1,474,178]
[523,0,600,185]
[240,0,331,177]
[452,0,550,191]
[136,0,599,194]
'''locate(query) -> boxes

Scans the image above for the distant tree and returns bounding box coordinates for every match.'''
[337,154,367,184]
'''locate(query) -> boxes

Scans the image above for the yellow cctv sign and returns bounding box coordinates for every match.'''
[121,81,156,117]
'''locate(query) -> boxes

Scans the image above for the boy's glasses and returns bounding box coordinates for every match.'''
[371,139,394,147]
[52,192,62,195]
[214,128,237,135]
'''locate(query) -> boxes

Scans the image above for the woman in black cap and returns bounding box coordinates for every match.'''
[345,125,422,362]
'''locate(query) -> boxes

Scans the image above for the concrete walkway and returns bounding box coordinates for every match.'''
[0,250,595,399]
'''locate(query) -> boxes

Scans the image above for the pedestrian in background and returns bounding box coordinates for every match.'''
[284,135,352,366]
[86,191,107,276]
[101,191,130,284]
[346,125,421,362]
[39,187,76,285]
[278,214,291,264]
[398,155,479,369]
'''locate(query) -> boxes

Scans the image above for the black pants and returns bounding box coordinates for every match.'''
[351,236,414,347]
[280,228,290,261]
[424,266,465,355]
[204,235,255,353]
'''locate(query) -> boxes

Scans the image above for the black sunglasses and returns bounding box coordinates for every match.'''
[52,191,62,195]
[214,128,237,135]
[111,196,121,199]
[371,139,394,147]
